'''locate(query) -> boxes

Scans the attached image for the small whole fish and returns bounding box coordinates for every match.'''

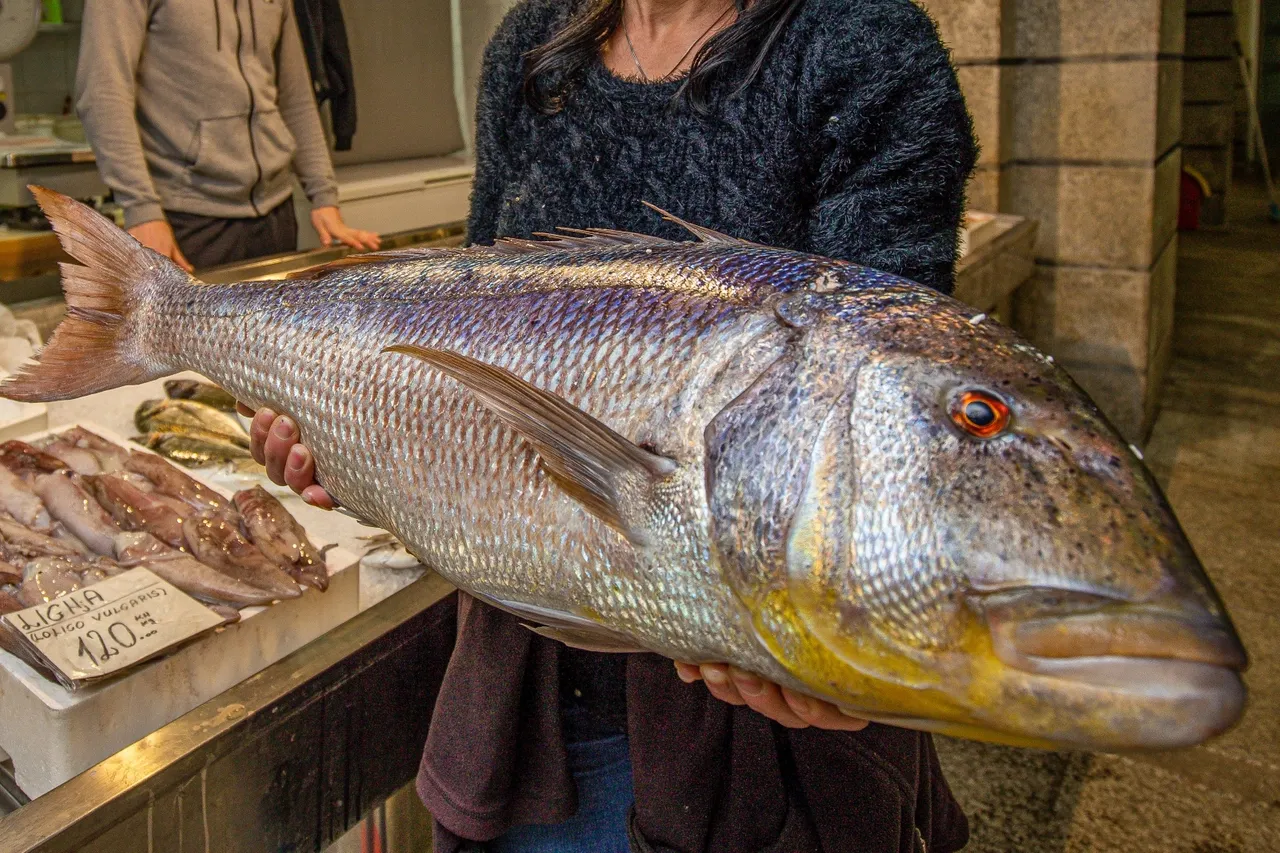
[113,531,277,607]
[164,379,239,413]
[234,486,327,591]
[133,430,254,469]
[87,473,188,548]
[4,187,1249,751]
[135,398,250,447]
[182,514,301,600]
[33,471,121,556]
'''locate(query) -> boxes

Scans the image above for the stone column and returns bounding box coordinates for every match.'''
[1006,0,1184,441]
[926,0,1183,441]
[921,0,1018,213]
[1183,0,1238,225]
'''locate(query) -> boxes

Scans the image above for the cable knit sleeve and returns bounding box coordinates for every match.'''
[466,4,553,246]
[800,1,978,294]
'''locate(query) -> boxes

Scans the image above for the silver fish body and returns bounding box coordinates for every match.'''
[4,189,1248,751]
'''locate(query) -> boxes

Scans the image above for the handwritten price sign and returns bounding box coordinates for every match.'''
[2,568,225,684]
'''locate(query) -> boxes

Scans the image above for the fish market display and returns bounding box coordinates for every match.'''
[3,188,1249,751]
[0,418,330,677]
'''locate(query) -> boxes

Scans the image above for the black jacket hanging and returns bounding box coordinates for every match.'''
[293,0,357,151]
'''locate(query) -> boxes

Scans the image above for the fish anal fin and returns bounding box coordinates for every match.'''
[522,624,646,654]
[640,201,761,247]
[383,344,676,543]
[485,596,645,654]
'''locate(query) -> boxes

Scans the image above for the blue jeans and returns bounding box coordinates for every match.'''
[485,733,635,853]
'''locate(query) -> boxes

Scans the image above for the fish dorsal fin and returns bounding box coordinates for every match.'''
[640,201,761,247]
[383,344,677,543]
[286,205,753,278]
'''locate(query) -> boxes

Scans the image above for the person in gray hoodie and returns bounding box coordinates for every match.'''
[76,0,379,271]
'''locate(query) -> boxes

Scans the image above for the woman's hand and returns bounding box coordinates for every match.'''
[675,662,870,731]
[310,206,381,252]
[237,404,337,509]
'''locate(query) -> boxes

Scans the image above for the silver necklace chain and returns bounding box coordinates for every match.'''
[622,2,734,83]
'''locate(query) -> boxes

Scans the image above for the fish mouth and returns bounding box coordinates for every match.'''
[982,588,1248,686]
[976,588,1248,748]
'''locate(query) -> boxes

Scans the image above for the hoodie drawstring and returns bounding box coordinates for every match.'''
[247,0,258,52]
[214,0,222,51]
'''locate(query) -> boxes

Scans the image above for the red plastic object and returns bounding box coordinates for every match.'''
[1179,170,1204,231]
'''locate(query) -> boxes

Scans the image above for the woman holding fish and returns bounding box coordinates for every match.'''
[248,0,978,850]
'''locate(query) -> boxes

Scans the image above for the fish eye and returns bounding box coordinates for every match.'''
[950,390,1011,439]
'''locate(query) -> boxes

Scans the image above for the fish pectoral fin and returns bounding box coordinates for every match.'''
[383,344,677,544]
[522,623,646,654]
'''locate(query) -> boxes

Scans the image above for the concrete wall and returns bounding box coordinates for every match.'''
[922,0,1184,440]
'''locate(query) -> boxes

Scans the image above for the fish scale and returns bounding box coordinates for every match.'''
[7,189,1250,752]
[149,258,786,670]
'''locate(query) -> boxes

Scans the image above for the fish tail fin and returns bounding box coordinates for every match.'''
[3,187,188,402]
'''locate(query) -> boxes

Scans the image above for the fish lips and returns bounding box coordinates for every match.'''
[980,588,1248,743]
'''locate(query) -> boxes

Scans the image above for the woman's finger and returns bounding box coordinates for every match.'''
[300,484,337,510]
[249,407,277,465]
[284,444,314,494]
[781,688,870,731]
[730,667,810,728]
[674,661,703,684]
[699,663,747,706]
[262,415,299,486]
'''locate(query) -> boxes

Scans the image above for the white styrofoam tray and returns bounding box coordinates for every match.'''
[0,422,360,798]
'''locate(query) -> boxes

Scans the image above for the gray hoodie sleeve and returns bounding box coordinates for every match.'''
[75,0,165,229]
[277,4,340,209]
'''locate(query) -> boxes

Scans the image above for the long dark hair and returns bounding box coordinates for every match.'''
[522,0,804,115]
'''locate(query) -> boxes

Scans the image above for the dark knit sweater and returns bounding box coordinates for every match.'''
[417,1,976,850]
[468,0,977,292]
[464,0,977,743]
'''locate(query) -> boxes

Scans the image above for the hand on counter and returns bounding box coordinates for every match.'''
[238,405,337,509]
[129,220,194,272]
[674,662,871,730]
[311,206,381,252]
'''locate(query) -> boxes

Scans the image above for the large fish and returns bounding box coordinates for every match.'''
[3,188,1248,750]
